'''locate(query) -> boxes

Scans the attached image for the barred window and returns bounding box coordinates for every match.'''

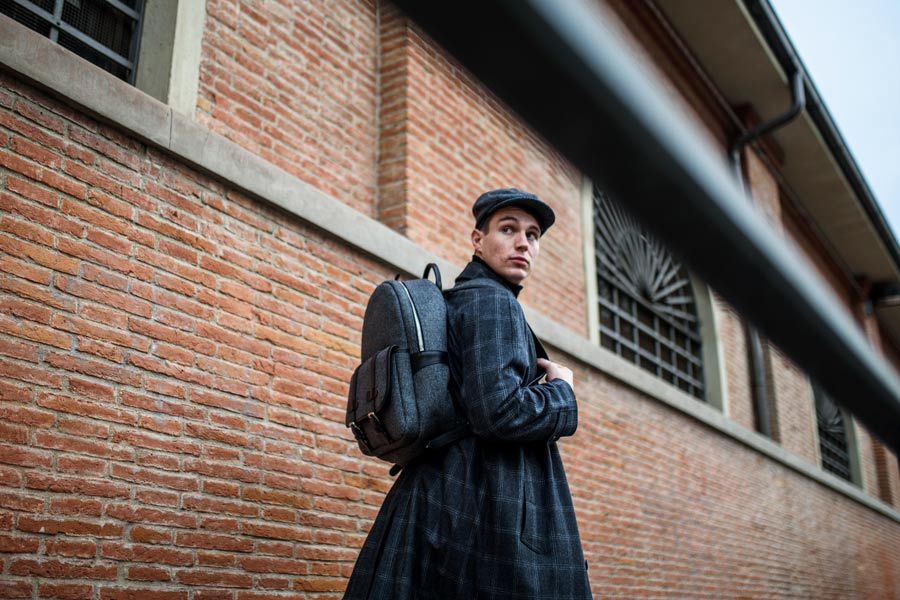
[1,0,144,83]
[814,386,855,482]
[593,187,705,399]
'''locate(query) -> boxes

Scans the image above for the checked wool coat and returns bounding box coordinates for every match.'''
[343,258,592,599]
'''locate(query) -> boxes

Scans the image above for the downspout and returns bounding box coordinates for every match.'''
[729,68,805,438]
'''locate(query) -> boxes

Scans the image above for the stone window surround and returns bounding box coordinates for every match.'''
[0,16,897,523]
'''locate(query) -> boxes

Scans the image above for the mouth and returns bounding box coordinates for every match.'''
[509,257,530,268]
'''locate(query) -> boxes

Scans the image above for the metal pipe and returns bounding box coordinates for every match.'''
[729,69,806,175]
[729,67,806,439]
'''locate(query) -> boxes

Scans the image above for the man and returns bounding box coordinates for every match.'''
[344,188,591,599]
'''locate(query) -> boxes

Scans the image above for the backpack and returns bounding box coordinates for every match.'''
[345,264,468,472]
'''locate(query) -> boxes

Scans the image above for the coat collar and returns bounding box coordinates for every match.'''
[456,256,523,298]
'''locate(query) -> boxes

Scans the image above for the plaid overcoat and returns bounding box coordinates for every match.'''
[344,258,591,599]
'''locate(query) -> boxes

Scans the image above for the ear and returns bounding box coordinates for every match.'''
[471,228,484,255]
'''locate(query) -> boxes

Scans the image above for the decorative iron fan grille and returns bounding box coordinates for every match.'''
[594,187,705,399]
[1,0,144,83]
[814,386,853,481]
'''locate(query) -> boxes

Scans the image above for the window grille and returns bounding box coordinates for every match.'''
[814,386,853,481]
[593,187,705,399]
[1,0,144,83]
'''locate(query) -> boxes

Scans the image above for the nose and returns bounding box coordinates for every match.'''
[514,230,529,249]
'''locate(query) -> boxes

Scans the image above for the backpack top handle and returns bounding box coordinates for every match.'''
[422,263,442,290]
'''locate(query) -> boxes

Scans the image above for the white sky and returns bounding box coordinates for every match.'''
[769,0,900,241]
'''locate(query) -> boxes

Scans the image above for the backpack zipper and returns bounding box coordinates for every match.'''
[399,282,425,352]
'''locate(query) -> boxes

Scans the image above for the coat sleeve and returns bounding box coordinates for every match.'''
[452,286,578,443]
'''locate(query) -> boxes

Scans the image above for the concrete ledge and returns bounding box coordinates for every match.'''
[1,15,898,523]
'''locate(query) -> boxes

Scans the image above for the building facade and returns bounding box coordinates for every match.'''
[0,0,899,598]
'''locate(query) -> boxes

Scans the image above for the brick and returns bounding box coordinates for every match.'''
[99,587,187,600]
[104,505,197,529]
[56,455,107,476]
[9,135,62,168]
[0,313,72,349]
[195,550,235,568]
[56,237,149,279]
[182,495,257,518]
[175,570,252,588]
[100,542,191,567]
[15,98,66,133]
[0,403,53,428]
[120,390,204,421]
[110,464,198,492]
[55,313,148,351]
[36,582,94,600]
[240,522,312,543]
[45,538,97,558]
[69,126,143,171]
[111,429,201,457]
[126,565,171,581]
[54,276,152,317]
[174,531,252,553]
[0,490,43,512]
[16,518,122,539]
[0,149,87,198]
[38,392,138,425]
[129,526,172,545]
[0,192,83,237]
[0,233,78,275]
[48,497,103,517]
[0,580,31,598]
[5,175,59,207]
[58,416,109,439]
[0,534,40,553]
[0,444,53,469]
[24,461,129,492]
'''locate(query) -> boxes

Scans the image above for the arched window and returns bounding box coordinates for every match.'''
[593,187,705,399]
[813,385,859,483]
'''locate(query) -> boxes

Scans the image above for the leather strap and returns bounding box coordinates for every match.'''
[411,350,448,373]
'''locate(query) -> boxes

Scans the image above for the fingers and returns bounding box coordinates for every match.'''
[536,358,574,389]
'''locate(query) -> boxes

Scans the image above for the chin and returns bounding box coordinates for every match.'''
[503,268,529,284]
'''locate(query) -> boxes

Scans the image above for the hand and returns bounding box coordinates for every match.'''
[537,358,574,391]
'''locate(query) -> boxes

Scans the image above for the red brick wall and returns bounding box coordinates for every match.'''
[568,361,900,599]
[0,74,389,597]
[196,0,380,217]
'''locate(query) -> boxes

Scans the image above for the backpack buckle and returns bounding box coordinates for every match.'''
[349,411,393,453]
[350,421,372,452]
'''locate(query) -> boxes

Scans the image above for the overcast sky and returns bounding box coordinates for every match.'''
[769,0,900,240]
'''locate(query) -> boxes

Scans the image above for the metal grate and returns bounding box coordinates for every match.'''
[594,187,705,399]
[0,0,144,83]
[815,387,853,481]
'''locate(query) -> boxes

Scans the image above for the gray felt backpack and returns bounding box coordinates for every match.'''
[345,264,468,473]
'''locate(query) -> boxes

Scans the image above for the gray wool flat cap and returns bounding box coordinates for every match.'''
[472,187,556,233]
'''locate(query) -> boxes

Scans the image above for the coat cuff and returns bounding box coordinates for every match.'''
[547,379,578,440]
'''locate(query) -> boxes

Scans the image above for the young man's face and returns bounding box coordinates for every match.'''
[472,206,542,285]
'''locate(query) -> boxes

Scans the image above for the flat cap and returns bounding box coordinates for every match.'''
[472,187,556,234]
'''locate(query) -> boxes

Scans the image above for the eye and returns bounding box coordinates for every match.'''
[501,226,513,234]
[527,231,539,242]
